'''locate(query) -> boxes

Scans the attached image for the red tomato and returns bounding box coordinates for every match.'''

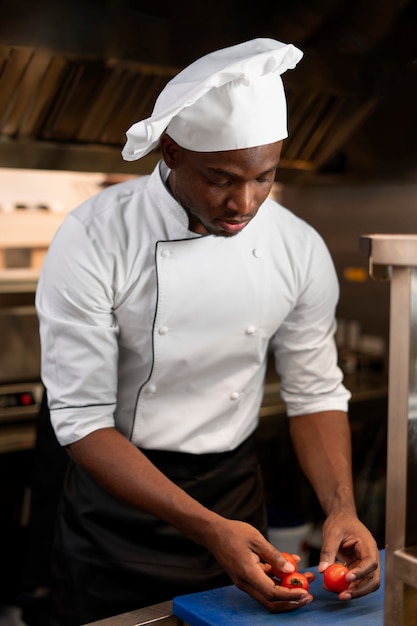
[323,563,350,593]
[271,552,298,579]
[280,572,309,591]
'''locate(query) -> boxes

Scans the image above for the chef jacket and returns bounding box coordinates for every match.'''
[36,161,350,453]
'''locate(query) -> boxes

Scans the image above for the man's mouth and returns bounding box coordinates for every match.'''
[218,219,249,233]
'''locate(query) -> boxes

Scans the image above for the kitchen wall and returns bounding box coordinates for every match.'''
[281,181,417,356]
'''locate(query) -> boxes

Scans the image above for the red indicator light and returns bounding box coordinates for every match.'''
[20,393,34,406]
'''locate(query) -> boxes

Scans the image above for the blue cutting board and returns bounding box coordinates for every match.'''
[173,551,384,625]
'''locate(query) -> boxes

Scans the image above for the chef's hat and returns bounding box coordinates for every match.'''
[122,38,303,161]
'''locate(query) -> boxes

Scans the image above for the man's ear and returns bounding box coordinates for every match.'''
[160,133,182,169]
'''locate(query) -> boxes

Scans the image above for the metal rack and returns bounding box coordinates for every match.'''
[360,234,417,625]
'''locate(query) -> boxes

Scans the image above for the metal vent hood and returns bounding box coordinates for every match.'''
[1,0,416,183]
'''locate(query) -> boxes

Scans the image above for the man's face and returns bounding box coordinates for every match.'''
[161,135,283,237]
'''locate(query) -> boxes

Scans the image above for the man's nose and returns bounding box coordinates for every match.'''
[227,183,256,214]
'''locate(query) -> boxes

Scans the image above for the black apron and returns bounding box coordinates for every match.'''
[50,433,267,626]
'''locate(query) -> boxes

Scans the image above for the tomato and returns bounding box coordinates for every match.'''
[280,572,309,591]
[271,552,298,579]
[323,563,350,593]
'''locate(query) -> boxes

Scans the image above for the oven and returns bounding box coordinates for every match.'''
[0,274,44,453]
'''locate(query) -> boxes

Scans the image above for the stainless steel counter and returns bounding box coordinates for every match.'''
[85,600,183,625]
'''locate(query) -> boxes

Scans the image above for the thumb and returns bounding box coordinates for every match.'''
[317,541,339,573]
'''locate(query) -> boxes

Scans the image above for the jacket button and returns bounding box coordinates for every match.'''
[252,248,263,258]
[158,326,168,335]
[230,391,240,400]
[161,249,171,258]
[148,384,157,394]
[246,325,256,335]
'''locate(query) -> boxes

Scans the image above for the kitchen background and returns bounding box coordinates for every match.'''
[1,0,416,624]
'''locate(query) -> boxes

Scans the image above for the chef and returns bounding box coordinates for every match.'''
[36,38,380,626]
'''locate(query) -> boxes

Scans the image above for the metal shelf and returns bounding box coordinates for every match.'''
[361,234,417,626]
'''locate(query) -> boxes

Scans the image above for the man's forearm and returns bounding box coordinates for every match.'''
[67,426,223,546]
[288,410,357,517]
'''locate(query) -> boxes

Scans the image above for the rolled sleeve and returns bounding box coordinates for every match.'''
[36,214,119,445]
[270,230,351,416]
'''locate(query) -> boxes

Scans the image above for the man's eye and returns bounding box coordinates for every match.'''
[211,180,230,187]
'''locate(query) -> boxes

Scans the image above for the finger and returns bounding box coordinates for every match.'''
[340,573,381,600]
[304,570,316,583]
[236,567,312,607]
[290,552,302,565]
[265,550,296,576]
[248,587,313,613]
[346,555,380,581]
[318,541,340,573]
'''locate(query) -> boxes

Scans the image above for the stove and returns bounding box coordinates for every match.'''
[0,280,42,452]
[0,381,44,422]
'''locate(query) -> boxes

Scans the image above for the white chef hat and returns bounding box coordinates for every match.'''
[122,38,303,161]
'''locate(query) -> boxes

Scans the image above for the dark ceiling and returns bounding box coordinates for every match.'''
[0,0,417,183]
